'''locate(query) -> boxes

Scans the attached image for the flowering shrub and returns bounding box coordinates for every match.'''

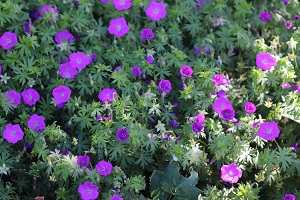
[1,0,300,199]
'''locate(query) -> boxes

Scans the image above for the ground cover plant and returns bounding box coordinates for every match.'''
[0,0,300,199]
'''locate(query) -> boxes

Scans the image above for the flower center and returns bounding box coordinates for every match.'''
[262,59,268,64]
[11,130,16,136]
[6,39,11,44]
[102,166,106,171]
[60,92,64,96]
[266,129,272,134]
[86,188,92,194]
[117,25,122,32]
[120,0,125,5]
[228,170,233,176]
[28,95,33,101]
[122,133,127,138]
[154,8,159,14]
[77,58,81,64]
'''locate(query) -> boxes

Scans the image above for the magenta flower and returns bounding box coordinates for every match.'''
[196,114,205,124]
[77,155,90,168]
[27,114,46,132]
[95,160,113,176]
[110,195,123,200]
[212,97,233,114]
[256,53,277,70]
[280,82,291,89]
[192,122,203,133]
[5,90,21,106]
[3,124,24,144]
[146,56,155,64]
[55,30,74,44]
[158,79,172,94]
[217,90,226,97]
[21,88,40,106]
[98,88,117,103]
[0,32,18,50]
[180,66,193,78]
[116,128,130,142]
[282,0,290,4]
[40,5,59,23]
[212,74,224,86]
[221,163,242,184]
[108,17,130,37]
[0,65,2,75]
[23,21,35,35]
[140,28,154,41]
[52,85,71,103]
[283,194,295,200]
[78,181,99,200]
[59,62,78,79]
[69,52,90,71]
[259,11,271,22]
[112,0,132,10]
[257,121,280,140]
[132,66,142,77]
[221,108,235,121]
[145,1,167,21]
[244,102,256,114]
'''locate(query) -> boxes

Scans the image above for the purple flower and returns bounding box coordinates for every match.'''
[221,163,242,184]
[260,11,271,22]
[3,124,24,144]
[170,119,179,128]
[148,133,157,139]
[108,17,130,37]
[100,0,110,3]
[55,30,74,44]
[174,136,180,143]
[178,82,188,90]
[158,79,172,94]
[217,90,226,97]
[280,82,291,89]
[40,5,59,23]
[212,74,224,86]
[95,160,113,176]
[194,46,200,55]
[292,84,299,91]
[24,142,32,149]
[59,62,78,79]
[0,65,2,75]
[110,195,123,200]
[116,128,130,142]
[146,56,155,64]
[212,97,233,114]
[257,121,280,140]
[283,194,296,200]
[114,66,122,72]
[56,102,65,109]
[141,28,154,40]
[290,143,298,151]
[221,108,235,121]
[78,181,99,200]
[196,114,205,124]
[21,88,40,106]
[282,0,290,4]
[98,88,117,103]
[69,52,90,71]
[201,45,211,55]
[132,66,142,77]
[286,20,292,30]
[196,0,210,6]
[294,15,299,20]
[87,53,97,64]
[74,0,79,6]
[0,32,18,50]
[52,85,71,103]
[173,101,179,108]
[244,102,256,114]
[23,21,35,34]
[30,6,41,20]
[77,155,90,168]
[180,66,193,78]
[5,90,21,106]
[256,53,277,70]
[27,114,46,132]
[112,0,132,11]
[145,1,167,21]
[192,122,203,133]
